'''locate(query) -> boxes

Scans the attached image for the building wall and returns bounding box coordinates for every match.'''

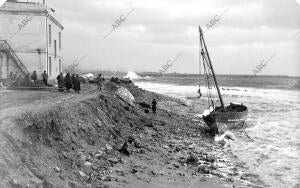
[0,1,63,80]
[0,51,24,78]
[47,16,63,79]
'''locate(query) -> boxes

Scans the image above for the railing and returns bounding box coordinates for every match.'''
[0,40,29,75]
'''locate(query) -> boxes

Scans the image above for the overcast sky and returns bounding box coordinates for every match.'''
[46,0,299,76]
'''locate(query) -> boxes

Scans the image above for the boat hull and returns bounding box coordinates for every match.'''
[203,104,248,132]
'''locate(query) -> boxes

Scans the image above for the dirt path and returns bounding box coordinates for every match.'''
[0,84,98,119]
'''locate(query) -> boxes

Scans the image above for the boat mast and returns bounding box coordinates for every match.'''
[199,26,225,111]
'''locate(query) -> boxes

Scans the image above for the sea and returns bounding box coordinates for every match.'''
[128,72,300,188]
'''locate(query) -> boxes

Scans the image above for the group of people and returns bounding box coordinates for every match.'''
[9,71,28,86]
[9,69,106,94]
[56,73,81,93]
[9,70,46,87]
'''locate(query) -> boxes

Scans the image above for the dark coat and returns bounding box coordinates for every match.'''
[152,100,157,113]
[152,100,157,108]
[64,75,72,89]
[31,73,37,81]
[74,77,81,91]
[71,75,75,87]
[57,75,64,88]
[42,73,48,80]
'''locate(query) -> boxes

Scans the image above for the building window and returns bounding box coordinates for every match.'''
[49,24,51,45]
[59,32,61,50]
[49,57,52,76]
[54,40,57,58]
[59,59,62,73]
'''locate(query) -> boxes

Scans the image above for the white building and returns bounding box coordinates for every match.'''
[0,0,63,80]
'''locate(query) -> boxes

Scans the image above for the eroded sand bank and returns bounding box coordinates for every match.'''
[0,81,264,187]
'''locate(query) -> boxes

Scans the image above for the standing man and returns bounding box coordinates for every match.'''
[71,73,75,90]
[9,72,13,80]
[64,73,72,92]
[42,70,49,86]
[16,75,23,86]
[152,99,157,113]
[24,73,31,86]
[97,74,102,90]
[13,72,18,81]
[56,72,64,92]
[197,88,202,98]
[31,71,37,84]
[73,74,81,93]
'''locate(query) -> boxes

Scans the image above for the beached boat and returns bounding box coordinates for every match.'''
[197,26,248,133]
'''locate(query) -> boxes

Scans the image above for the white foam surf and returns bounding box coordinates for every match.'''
[135,80,300,187]
[124,71,152,81]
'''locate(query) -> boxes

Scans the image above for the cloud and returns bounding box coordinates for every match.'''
[41,0,300,76]
[0,0,5,6]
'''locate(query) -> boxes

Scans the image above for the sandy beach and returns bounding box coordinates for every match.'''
[0,80,266,188]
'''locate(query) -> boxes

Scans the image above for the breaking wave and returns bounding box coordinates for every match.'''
[124,71,152,80]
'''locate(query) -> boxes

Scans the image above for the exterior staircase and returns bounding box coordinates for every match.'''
[0,40,29,75]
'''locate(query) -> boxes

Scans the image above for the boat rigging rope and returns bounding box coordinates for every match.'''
[202,54,217,109]
[203,60,212,108]
[198,32,202,98]
[242,121,254,142]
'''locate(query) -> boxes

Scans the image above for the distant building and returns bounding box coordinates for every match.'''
[0,0,63,80]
